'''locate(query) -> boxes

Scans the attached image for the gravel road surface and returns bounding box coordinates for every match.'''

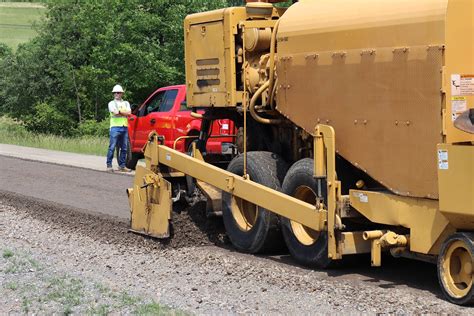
[0,153,472,314]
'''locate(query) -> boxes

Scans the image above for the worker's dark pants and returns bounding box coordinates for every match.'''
[106,126,128,168]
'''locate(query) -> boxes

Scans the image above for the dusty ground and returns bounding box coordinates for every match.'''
[1,190,471,315]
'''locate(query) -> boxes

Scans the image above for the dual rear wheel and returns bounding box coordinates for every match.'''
[280,158,333,268]
[223,154,331,267]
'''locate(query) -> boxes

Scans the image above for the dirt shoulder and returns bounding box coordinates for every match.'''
[0,191,470,314]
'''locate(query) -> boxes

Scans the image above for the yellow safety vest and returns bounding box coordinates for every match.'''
[110,100,128,128]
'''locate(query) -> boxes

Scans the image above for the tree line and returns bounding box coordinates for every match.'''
[0,0,270,136]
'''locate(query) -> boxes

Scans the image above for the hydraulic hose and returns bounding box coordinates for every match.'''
[249,80,282,125]
[270,77,278,109]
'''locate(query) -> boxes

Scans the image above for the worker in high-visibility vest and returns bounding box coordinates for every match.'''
[106,84,131,172]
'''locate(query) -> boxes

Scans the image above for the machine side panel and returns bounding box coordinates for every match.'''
[188,21,227,107]
[185,8,247,108]
[276,0,447,198]
[438,144,474,229]
[350,190,453,254]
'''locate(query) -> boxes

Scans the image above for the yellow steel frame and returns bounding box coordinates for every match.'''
[143,133,327,232]
[350,190,455,255]
[129,125,467,262]
[128,126,376,259]
[314,125,343,259]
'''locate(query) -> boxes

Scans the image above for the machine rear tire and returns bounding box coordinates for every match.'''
[280,158,333,268]
[222,151,287,253]
[437,232,474,305]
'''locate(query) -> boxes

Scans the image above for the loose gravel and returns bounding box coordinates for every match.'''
[0,190,472,314]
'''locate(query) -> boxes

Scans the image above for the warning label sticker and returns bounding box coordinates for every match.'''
[451,96,467,121]
[451,74,474,96]
[438,149,449,170]
[352,192,368,203]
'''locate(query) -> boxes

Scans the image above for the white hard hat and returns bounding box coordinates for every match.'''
[112,84,124,93]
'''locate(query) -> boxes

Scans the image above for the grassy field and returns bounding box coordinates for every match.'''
[0,116,109,156]
[0,2,46,49]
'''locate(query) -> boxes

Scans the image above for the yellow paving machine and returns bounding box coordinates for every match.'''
[127,0,474,304]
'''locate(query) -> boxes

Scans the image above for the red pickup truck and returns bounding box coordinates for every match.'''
[126,85,235,169]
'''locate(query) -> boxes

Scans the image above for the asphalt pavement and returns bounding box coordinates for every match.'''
[0,144,110,171]
[0,144,133,219]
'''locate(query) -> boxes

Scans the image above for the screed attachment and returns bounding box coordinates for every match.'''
[129,165,172,238]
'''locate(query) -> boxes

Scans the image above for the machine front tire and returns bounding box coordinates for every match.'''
[222,151,287,253]
[280,158,333,268]
[437,232,474,305]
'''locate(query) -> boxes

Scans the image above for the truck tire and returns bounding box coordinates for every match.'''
[280,158,333,268]
[125,138,141,170]
[437,232,474,305]
[222,151,287,253]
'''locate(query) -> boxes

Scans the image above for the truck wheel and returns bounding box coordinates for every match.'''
[437,232,474,305]
[222,152,287,253]
[125,138,141,170]
[280,158,333,268]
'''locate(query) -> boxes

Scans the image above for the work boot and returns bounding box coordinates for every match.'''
[118,166,131,173]
[106,166,114,173]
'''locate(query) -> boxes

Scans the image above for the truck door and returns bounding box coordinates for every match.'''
[133,90,166,150]
[134,89,179,150]
[157,89,180,148]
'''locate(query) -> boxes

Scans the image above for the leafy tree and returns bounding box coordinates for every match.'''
[0,0,296,135]
[0,0,229,134]
[0,43,12,59]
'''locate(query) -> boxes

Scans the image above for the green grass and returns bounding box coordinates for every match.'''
[2,250,178,314]
[0,116,109,156]
[3,249,14,258]
[46,276,84,314]
[0,2,46,49]
[3,249,41,274]
[134,302,170,315]
[5,281,19,290]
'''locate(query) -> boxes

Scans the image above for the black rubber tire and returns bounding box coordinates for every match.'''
[437,232,474,305]
[280,158,333,268]
[222,151,288,253]
[125,138,141,170]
